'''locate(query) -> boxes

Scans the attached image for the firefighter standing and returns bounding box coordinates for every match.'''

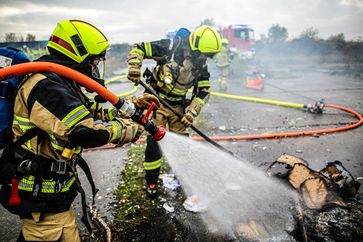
[214,38,233,91]
[127,25,222,198]
[0,20,159,241]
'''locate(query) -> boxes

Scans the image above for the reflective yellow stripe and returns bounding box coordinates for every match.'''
[18,175,76,193]
[48,134,66,151]
[90,102,101,111]
[159,93,183,102]
[198,80,211,88]
[111,120,122,142]
[143,158,162,170]
[163,84,187,96]
[14,115,35,132]
[129,59,141,64]
[144,42,152,57]
[171,88,187,96]
[194,97,206,106]
[74,146,82,154]
[62,105,90,128]
[108,108,115,120]
[130,48,145,56]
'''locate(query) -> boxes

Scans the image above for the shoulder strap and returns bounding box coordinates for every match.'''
[76,155,99,233]
[13,127,40,147]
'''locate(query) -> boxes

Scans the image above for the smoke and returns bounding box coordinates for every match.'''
[159,132,294,240]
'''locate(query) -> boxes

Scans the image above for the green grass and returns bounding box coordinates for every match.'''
[112,143,167,237]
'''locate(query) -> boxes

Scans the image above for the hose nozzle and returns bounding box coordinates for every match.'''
[305,100,325,114]
[130,101,166,141]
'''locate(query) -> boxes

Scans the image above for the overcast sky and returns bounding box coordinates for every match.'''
[1,0,363,43]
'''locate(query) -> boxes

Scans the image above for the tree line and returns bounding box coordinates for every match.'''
[257,24,363,63]
[2,33,36,42]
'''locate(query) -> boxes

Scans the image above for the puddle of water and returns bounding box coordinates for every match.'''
[159,132,294,239]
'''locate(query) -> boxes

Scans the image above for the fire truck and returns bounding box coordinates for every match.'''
[220,24,255,59]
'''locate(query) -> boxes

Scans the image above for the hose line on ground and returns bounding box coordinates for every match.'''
[44,72,360,147]
[84,83,362,151]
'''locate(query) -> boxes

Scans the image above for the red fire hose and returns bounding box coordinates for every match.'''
[0,62,120,105]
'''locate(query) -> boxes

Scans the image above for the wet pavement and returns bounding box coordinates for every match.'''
[1,62,362,241]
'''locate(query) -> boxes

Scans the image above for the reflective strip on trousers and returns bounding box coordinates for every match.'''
[144,158,162,170]
[197,80,211,88]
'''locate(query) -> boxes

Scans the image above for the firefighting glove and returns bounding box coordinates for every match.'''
[128,65,141,85]
[127,51,144,86]
[114,118,142,147]
[181,112,195,127]
[128,93,161,111]
[181,99,204,127]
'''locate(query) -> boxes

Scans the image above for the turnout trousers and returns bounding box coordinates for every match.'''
[144,102,188,185]
[19,208,80,242]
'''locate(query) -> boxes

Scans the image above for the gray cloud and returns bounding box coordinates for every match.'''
[0,0,362,43]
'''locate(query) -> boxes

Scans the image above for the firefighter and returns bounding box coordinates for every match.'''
[127,25,222,198]
[0,20,159,241]
[214,38,233,91]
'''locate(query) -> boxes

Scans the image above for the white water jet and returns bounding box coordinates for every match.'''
[159,132,294,240]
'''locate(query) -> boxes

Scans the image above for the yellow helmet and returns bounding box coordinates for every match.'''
[221,38,229,46]
[47,20,110,63]
[189,25,222,54]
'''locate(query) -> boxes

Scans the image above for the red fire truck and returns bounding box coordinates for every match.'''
[220,24,255,59]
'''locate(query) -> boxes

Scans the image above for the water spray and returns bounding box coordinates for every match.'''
[0,62,166,141]
[138,80,234,155]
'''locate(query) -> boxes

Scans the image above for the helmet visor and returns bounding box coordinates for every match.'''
[90,56,106,80]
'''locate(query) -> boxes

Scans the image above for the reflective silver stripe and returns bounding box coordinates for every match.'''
[14,115,35,131]
[94,120,112,127]
[62,105,90,128]
[48,134,66,151]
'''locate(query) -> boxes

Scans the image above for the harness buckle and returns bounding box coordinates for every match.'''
[51,160,67,175]
[69,158,78,169]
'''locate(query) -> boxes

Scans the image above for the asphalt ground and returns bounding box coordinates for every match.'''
[1,62,362,241]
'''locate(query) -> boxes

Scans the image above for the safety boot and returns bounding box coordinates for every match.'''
[146,183,158,199]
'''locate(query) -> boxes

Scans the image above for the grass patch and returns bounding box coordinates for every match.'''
[111,142,167,239]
